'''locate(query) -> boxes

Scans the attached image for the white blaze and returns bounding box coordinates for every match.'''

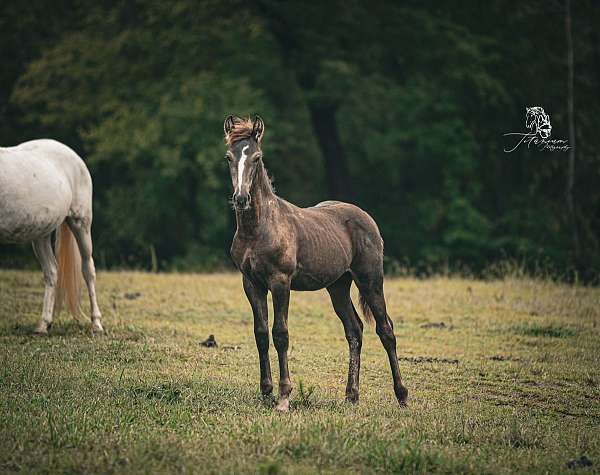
[237,145,250,193]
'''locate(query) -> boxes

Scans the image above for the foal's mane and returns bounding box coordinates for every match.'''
[224,117,255,147]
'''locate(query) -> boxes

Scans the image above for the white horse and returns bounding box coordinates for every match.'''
[0,139,103,334]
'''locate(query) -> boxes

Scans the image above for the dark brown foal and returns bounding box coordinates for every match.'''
[224,115,408,411]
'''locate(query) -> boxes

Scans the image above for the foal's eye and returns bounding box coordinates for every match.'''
[225,155,232,162]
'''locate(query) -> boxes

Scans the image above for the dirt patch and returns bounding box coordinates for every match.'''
[488,355,522,362]
[420,322,453,329]
[398,356,459,365]
[124,291,142,300]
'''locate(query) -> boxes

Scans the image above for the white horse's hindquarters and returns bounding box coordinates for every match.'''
[0,138,103,334]
[0,142,75,243]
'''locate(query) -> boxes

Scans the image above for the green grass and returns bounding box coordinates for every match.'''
[0,270,599,474]
[516,324,577,338]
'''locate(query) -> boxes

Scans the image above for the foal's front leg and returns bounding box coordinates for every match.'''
[243,276,273,396]
[270,275,292,412]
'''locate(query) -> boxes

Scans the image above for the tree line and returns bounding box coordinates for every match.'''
[1,0,599,279]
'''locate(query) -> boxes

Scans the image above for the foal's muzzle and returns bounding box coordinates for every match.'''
[233,192,251,210]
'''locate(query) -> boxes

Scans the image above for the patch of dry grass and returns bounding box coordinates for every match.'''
[0,271,599,473]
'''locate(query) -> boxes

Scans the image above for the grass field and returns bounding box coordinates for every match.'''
[0,270,599,474]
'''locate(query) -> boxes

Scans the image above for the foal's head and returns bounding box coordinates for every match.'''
[223,115,265,211]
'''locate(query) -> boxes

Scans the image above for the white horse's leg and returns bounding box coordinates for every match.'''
[67,217,103,333]
[32,235,57,334]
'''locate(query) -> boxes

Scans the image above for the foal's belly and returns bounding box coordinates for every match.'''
[290,263,347,291]
[290,273,338,291]
[290,235,353,291]
[290,272,326,291]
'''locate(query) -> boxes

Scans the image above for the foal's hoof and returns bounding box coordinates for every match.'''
[345,391,359,404]
[396,385,409,407]
[260,382,274,397]
[275,398,290,412]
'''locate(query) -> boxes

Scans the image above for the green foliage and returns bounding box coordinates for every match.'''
[84,73,271,267]
[517,324,577,338]
[296,379,316,409]
[1,0,599,275]
[129,382,184,404]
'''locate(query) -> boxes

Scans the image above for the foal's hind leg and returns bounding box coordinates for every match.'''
[353,267,408,405]
[32,235,57,334]
[66,217,103,333]
[327,272,363,403]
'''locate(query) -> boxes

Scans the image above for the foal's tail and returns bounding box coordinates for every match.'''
[358,292,375,326]
[54,221,82,320]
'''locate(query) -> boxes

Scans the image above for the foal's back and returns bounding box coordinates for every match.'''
[291,199,383,253]
[275,198,384,290]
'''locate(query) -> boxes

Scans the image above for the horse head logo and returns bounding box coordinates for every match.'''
[525,106,552,139]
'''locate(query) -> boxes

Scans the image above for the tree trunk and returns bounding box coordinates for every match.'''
[307,103,354,201]
[565,0,580,266]
[254,1,354,201]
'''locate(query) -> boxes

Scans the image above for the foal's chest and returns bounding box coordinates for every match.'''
[231,239,268,277]
[231,235,293,286]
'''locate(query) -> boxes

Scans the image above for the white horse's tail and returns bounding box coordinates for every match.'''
[54,221,82,320]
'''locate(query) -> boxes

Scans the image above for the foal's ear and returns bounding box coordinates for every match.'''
[252,115,265,143]
[224,115,236,137]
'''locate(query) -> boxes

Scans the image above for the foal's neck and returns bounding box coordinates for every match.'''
[235,162,276,238]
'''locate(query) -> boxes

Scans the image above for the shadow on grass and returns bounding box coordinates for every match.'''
[0,319,92,338]
[515,324,577,338]
[129,383,183,404]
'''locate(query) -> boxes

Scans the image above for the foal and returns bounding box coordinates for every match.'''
[224,116,408,411]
